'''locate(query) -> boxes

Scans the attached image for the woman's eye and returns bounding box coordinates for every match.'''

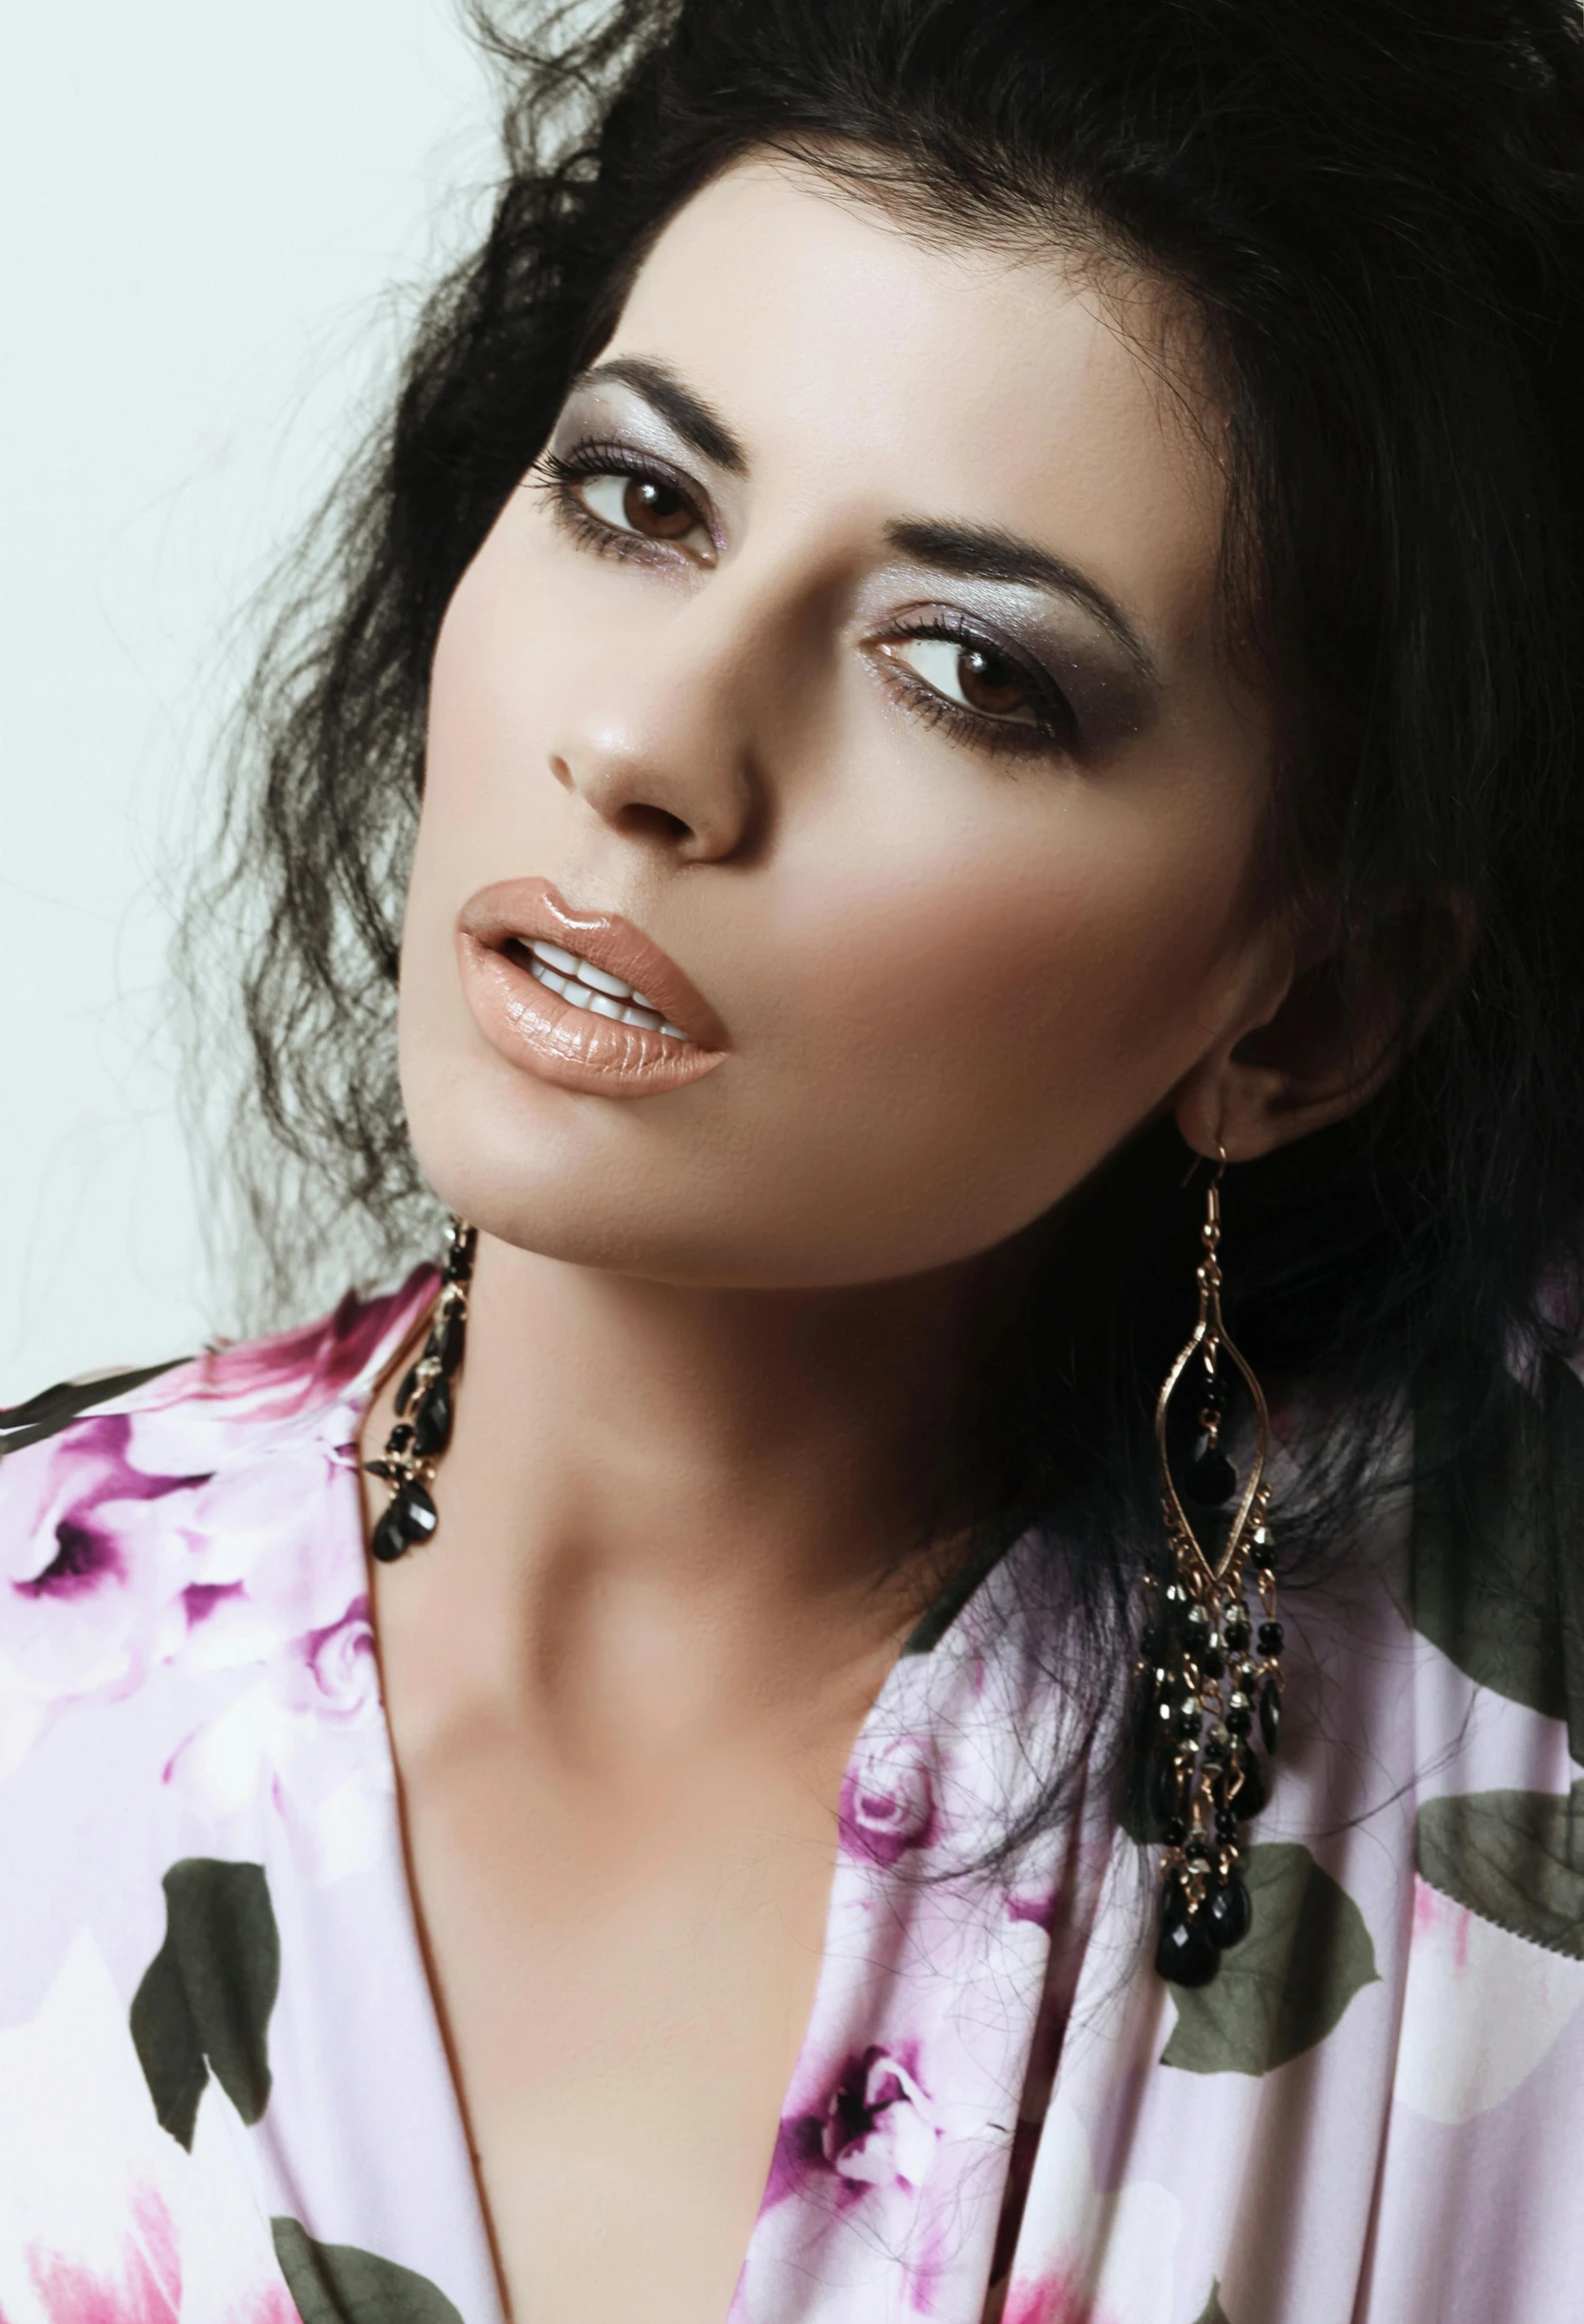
[577,470,710,552]
[885,636,1039,726]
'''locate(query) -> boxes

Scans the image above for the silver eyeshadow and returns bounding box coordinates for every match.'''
[543,368,1162,756]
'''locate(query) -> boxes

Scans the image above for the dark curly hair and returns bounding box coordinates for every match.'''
[181,0,1584,1836]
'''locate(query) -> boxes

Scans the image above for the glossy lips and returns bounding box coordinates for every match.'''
[456,878,729,1097]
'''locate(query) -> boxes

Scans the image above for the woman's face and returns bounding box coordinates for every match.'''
[401,157,1283,1287]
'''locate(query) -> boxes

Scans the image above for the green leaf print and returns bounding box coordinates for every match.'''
[1161,1842,1379,2075]
[1412,1351,1584,1758]
[1193,2282,1232,2324]
[130,1857,280,2149]
[1416,1782,1584,1958]
[272,2219,466,2324]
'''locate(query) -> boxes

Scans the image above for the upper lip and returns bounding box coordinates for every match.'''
[457,878,729,1049]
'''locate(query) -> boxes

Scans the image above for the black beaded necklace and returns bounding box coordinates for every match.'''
[365,1219,477,1564]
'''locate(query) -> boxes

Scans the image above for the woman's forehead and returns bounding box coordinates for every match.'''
[610,155,1227,648]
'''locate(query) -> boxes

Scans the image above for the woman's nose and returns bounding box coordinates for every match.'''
[546,614,765,864]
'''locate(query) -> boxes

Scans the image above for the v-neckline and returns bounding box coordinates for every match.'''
[327,1270,977,2324]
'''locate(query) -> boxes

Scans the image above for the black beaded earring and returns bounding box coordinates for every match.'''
[1135,1153,1284,1987]
[365,1219,477,1564]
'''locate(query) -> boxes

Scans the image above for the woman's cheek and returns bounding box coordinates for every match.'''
[768,822,1239,1222]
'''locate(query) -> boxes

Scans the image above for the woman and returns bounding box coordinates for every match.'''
[3,0,1582,2316]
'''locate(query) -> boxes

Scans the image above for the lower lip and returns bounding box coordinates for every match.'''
[456,933,728,1098]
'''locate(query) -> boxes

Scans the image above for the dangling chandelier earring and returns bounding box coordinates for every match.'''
[1137,1148,1284,1987]
[365,1217,477,1564]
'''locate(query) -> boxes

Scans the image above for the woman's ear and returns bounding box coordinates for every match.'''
[1173,897,1473,1163]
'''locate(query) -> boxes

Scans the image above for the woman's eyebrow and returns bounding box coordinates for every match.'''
[884,516,1160,688]
[572,356,749,475]
[564,366,1159,684]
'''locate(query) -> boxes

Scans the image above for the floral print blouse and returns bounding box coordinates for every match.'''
[1,1268,1582,2322]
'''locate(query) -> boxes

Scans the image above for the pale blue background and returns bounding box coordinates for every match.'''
[0,2,506,1400]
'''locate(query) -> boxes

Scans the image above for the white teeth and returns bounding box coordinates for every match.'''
[631,990,656,1010]
[527,939,637,999]
[527,949,693,1041]
[576,960,633,1000]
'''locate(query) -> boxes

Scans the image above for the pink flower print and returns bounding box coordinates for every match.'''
[839,1732,938,1867]
[25,2185,181,2322]
[0,1417,202,1772]
[125,1270,436,1478]
[154,1272,433,1421]
[768,2045,941,2212]
[995,2097,1181,2324]
[822,2048,940,2190]
[175,1441,364,1670]
[998,2266,1117,2324]
[164,1599,391,1885]
[0,1936,297,2322]
[280,1602,382,1725]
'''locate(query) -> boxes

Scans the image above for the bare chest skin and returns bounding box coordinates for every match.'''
[369,1510,900,2324]
[387,1691,841,2321]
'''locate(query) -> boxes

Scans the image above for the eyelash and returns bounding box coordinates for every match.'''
[875,614,1078,762]
[534,442,711,566]
[533,443,1078,761]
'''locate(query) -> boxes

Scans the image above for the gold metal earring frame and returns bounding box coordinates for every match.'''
[1139,1145,1284,1987]
[1153,1150,1271,1587]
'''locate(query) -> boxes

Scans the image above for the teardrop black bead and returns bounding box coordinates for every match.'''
[413,1372,454,1458]
[1185,1442,1237,1506]
[395,1363,421,1417]
[1259,1677,1282,1754]
[397,1476,438,1541]
[1231,1750,1266,1819]
[372,1477,439,1561]
[1156,1907,1220,1987]
[371,1501,413,1564]
[1206,1875,1252,1950]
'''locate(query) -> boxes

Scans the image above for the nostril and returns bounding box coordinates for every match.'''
[618,802,693,844]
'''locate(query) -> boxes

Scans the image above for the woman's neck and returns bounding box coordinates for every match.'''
[361,1231,982,1766]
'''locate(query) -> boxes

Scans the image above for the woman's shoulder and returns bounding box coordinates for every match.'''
[0,1269,435,1780]
[0,1267,435,1479]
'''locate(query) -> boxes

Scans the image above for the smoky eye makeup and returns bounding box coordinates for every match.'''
[530,377,726,562]
[532,379,1156,763]
[867,594,1154,765]
[532,432,719,567]
[870,609,1080,760]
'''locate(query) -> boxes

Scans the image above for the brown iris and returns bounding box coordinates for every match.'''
[955,645,1029,720]
[620,477,697,540]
